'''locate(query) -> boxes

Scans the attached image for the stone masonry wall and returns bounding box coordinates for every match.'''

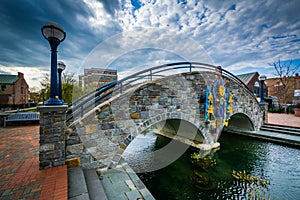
[66,71,264,169]
[38,105,68,169]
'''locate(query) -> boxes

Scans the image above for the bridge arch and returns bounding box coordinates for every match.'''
[125,115,209,149]
[226,112,255,131]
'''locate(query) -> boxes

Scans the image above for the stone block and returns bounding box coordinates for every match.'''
[39,161,51,169]
[140,111,149,119]
[40,144,55,153]
[66,157,80,168]
[66,144,84,155]
[53,158,65,167]
[85,124,97,134]
[131,112,140,119]
[53,117,62,123]
[45,150,63,159]
[55,142,65,150]
[107,122,117,130]
[80,154,94,165]
[67,136,81,145]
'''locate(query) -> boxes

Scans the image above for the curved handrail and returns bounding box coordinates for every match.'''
[68,82,116,108]
[67,62,261,124]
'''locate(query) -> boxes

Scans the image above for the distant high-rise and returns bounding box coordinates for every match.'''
[79,68,118,90]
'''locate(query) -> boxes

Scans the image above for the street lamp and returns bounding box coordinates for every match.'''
[58,61,66,101]
[41,22,66,105]
[259,75,267,103]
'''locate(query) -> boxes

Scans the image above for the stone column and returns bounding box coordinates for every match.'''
[38,105,68,169]
[259,102,268,124]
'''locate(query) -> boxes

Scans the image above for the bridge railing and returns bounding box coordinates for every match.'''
[66,62,260,124]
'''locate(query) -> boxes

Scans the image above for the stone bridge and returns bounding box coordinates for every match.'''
[65,63,264,169]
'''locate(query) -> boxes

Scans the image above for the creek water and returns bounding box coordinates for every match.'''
[122,130,300,199]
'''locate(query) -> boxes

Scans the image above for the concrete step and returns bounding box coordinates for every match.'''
[224,127,300,147]
[68,167,90,200]
[261,124,300,136]
[84,169,108,200]
[68,167,109,200]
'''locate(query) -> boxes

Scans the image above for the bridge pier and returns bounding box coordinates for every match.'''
[259,102,269,124]
[38,105,68,169]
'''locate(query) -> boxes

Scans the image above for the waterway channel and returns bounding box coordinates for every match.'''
[122,129,300,199]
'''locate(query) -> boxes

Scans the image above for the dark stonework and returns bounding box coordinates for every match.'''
[38,105,68,169]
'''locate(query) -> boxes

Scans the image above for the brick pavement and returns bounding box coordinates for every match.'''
[0,125,67,200]
[0,114,298,199]
[268,113,300,128]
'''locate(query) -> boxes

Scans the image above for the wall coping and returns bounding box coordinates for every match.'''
[37,105,68,112]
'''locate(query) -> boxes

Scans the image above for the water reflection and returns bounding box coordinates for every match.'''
[122,130,300,199]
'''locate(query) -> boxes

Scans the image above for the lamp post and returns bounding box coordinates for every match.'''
[41,22,66,105]
[58,61,66,102]
[259,75,267,103]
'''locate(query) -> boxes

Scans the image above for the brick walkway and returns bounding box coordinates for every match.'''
[0,125,67,200]
[268,113,300,128]
[0,114,298,199]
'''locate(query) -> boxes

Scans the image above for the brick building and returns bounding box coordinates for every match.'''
[79,68,118,90]
[0,72,29,107]
[236,72,267,98]
[265,74,300,104]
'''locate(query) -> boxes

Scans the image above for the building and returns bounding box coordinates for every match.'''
[265,74,300,104]
[0,72,29,107]
[236,72,267,98]
[79,68,118,90]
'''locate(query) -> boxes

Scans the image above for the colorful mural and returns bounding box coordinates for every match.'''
[204,79,233,140]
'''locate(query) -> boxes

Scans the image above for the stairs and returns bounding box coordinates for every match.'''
[257,124,300,147]
[260,124,300,136]
[224,124,300,147]
[68,167,108,200]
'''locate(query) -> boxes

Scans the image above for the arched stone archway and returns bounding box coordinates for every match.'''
[226,112,255,131]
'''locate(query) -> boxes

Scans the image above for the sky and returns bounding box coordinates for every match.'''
[0,0,300,89]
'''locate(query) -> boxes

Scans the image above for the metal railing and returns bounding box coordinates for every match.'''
[66,62,260,124]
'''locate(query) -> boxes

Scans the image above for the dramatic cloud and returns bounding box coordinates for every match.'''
[0,0,299,88]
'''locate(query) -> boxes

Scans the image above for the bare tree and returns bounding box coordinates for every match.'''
[62,71,76,85]
[270,59,300,110]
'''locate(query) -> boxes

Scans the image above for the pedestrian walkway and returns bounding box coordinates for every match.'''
[268,113,300,128]
[0,114,298,199]
[0,125,67,200]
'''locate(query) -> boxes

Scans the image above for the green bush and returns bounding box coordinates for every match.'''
[268,107,285,113]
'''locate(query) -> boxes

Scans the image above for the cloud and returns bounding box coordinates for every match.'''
[0,65,49,88]
[113,0,300,75]
[0,0,299,88]
[79,28,214,75]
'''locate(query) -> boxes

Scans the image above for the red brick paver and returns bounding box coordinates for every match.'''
[268,113,300,128]
[0,125,67,200]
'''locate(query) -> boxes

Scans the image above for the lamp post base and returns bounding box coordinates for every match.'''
[45,97,64,105]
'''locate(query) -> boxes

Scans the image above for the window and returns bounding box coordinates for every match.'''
[1,85,6,92]
[94,76,98,80]
[100,77,104,80]
[112,77,116,81]
[106,77,111,81]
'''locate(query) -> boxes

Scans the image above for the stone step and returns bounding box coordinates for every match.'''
[261,124,300,136]
[224,127,300,147]
[68,167,90,200]
[68,167,109,200]
[84,169,108,200]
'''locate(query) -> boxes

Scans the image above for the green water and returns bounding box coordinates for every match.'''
[122,130,300,199]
